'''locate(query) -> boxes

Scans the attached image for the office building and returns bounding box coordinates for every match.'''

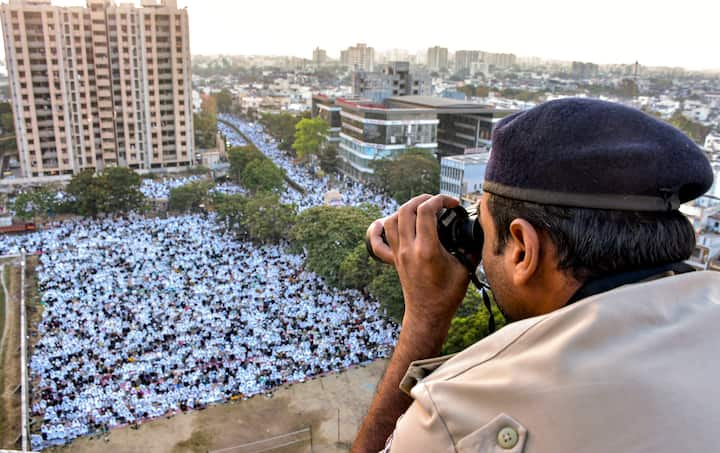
[340,43,374,72]
[385,95,511,158]
[312,96,438,181]
[439,153,490,206]
[311,94,342,145]
[0,0,193,178]
[352,62,431,103]
[426,46,448,72]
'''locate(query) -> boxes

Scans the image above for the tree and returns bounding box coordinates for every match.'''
[227,145,266,183]
[215,89,234,114]
[617,78,640,98]
[66,167,145,217]
[292,118,329,160]
[11,187,58,221]
[669,110,712,144]
[372,149,440,204]
[96,167,145,214]
[194,112,217,149]
[241,158,285,194]
[339,242,384,290]
[168,181,215,212]
[442,288,506,355]
[66,169,103,217]
[214,193,247,232]
[241,193,296,243]
[318,143,338,174]
[368,266,405,322]
[290,205,380,286]
[259,112,300,152]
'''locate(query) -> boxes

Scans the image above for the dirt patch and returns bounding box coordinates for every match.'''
[52,360,387,453]
[0,263,22,449]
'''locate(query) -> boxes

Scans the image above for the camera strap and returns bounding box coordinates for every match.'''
[452,252,496,334]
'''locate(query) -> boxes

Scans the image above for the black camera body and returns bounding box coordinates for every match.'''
[366,205,483,263]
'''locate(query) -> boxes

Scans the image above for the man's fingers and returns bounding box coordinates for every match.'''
[368,220,394,265]
[383,212,400,257]
[398,194,433,244]
[416,195,461,243]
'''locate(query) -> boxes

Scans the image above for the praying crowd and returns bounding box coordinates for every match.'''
[219,114,398,215]
[0,115,403,450]
[0,214,397,449]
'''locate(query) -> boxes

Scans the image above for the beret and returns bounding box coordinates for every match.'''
[484,98,714,211]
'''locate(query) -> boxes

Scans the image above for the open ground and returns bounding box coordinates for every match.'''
[47,359,388,453]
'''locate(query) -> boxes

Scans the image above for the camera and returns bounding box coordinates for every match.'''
[365,205,484,263]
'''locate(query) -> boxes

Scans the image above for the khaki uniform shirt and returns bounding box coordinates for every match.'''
[387,271,720,453]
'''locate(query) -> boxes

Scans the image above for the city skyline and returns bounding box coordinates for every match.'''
[0,0,717,71]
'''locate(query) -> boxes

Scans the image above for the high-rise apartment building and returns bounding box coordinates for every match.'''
[455,50,482,76]
[340,43,374,72]
[426,46,448,71]
[352,62,431,103]
[312,46,328,65]
[0,0,193,178]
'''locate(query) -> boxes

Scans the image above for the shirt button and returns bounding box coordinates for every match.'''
[497,426,519,449]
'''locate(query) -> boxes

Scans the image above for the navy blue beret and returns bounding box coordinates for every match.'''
[484,98,714,211]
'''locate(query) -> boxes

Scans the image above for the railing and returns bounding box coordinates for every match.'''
[209,427,312,453]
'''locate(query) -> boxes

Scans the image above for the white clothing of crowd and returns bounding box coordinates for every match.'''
[218,114,399,216]
[0,214,397,450]
[140,176,203,200]
[218,121,247,147]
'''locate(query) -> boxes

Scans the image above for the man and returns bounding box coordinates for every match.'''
[357,98,720,452]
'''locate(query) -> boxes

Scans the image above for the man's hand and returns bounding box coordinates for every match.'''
[368,194,470,328]
[353,194,471,453]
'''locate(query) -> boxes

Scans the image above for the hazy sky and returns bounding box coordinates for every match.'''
[13,0,720,70]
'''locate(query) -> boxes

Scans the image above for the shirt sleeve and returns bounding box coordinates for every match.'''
[387,383,455,453]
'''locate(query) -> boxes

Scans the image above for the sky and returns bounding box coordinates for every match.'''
[8,0,720,70]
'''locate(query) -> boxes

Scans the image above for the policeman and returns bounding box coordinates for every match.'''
[357,98,720,453]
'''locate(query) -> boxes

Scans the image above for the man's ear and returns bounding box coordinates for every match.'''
[506,218,540,286]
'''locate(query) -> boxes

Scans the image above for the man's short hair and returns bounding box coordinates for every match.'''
[486,193,697,281]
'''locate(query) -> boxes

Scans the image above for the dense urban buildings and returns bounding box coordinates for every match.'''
[352,61,431,103]
[572,61,600,78]
[340,42,374,72]
[0,0,193,178]
[426,46,448,72]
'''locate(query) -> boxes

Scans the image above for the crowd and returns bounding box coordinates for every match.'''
[0,113,404,450]
[140,176,203,200]
[218,121,247,147]
[0,214,397,449]
[218,114,398,215]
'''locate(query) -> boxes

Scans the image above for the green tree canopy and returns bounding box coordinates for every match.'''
[241,158,285,194]
[96,167,145,214]
[66,167,145,217]
[290,205,380,286]
[669,110,712,144]
[372,149,440,204]
[241,193,297,243]
[168,180,215,212]
[442,287,506,355]
[367,266,405,322]
[215,88,234,114]
[292,118,329,160]
[10,187,58,221]
[259,112,301,152]
[227,145,266,183]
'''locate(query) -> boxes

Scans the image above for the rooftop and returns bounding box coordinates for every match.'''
[442,153,491,165]
[386,95,515,115]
